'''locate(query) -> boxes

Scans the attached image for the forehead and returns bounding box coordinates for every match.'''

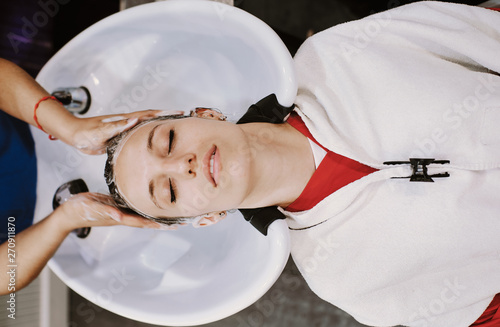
[123,118,177,143]
[113,117,187,160]
[123,115,215,140]
[111,119,168,215]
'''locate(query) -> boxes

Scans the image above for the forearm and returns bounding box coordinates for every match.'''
[0,210,72,295]
[0,191,169,295]
[0,58,78,142]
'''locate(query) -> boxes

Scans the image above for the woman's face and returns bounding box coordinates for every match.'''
[114,117,253,218]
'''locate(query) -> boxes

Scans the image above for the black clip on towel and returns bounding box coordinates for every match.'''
[384,158,450,182]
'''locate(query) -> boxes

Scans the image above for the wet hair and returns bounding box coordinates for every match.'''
[104,114,191,226]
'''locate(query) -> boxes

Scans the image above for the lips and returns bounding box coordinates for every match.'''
[203,145,220,187]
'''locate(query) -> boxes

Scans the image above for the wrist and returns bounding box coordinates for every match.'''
[45,207,75,237]
[35,99,80,145]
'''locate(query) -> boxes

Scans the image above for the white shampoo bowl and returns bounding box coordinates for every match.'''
[33,1,295,326]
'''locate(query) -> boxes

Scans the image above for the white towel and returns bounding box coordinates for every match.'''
[287,2,500,326]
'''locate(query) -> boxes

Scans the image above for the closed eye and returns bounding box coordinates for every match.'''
[169,178,177,203]
[168,129,175,154]
[147,126,174,156]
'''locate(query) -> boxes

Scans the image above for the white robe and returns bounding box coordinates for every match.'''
[286,2,500,327]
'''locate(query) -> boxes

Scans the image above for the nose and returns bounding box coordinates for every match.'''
[161,153,197,177]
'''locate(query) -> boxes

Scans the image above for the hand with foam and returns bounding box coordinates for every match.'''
[56,192,176,231]
[66,110,184,155]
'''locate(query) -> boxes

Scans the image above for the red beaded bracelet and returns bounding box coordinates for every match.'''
[33,96,60,140]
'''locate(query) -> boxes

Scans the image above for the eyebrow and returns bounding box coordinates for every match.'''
[147,124,161,152]
[149,180,166,210]
[147,125,163,209]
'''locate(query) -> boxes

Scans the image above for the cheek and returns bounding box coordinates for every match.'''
[115,158,152,212]
[175,180,235,217]
[180,182,219,214]
[117,179,147,212]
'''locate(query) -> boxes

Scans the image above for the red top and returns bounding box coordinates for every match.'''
[470,295,500,326]
[285,112,377,212]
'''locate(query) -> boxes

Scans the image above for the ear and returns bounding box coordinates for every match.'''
[192,211,227,228]
[191,108,227,121]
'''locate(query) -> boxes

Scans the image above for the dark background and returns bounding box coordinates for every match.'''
[0,0,485,76]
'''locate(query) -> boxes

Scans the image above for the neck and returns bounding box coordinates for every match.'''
[238,122,315,209]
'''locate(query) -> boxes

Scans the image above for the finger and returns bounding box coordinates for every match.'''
[93,148,106,155]
[100,117,139,139]
[116,209,182,230]
[98,207,123,224]
[110,109,184,122]
[72,118,139,154]
[152,223,179,230]
[63,193,122,227]
[153,110,185,117]
[78,192,113,204]
[102,109,185,133]
[119,213,173,230]
[100,116,128,123]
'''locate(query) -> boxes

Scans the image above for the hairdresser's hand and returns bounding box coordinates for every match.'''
[56,192,176,232]
[67,110,184,155]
